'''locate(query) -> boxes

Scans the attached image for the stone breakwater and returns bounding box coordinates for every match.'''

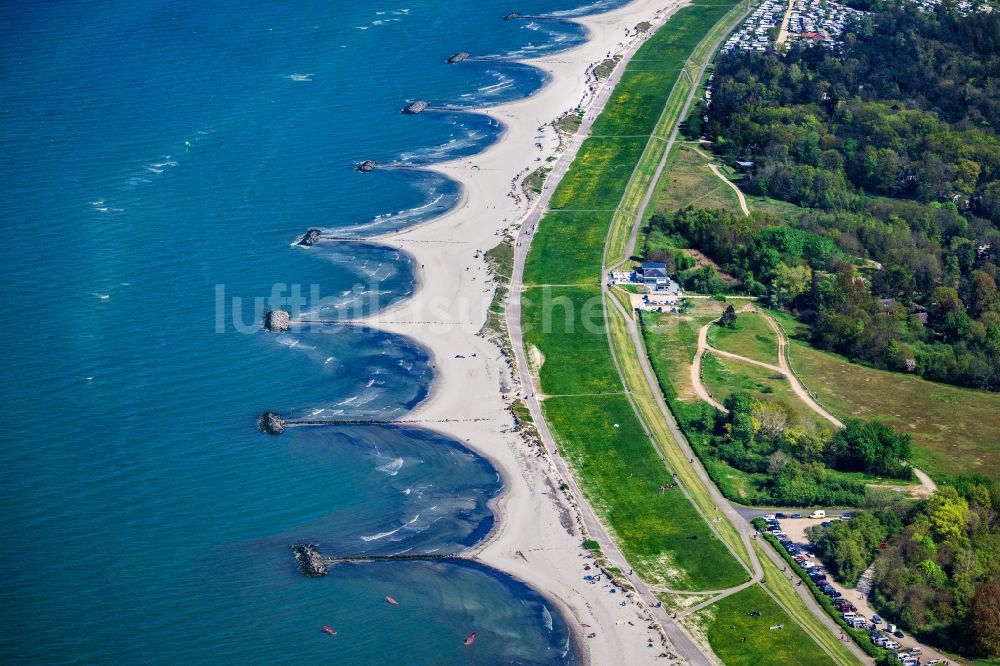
[298,229,322,246]
[401,100,428,115]
[292,544,462,577]
[263,309,290,332]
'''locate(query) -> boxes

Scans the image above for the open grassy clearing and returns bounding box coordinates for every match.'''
[522,211,611,286]
[686,584,838,666]
[520,286,621,396]
[707,311,779,366]
[542,393,746,590]
[649,144,745,216]
[642,301,729,401]
[700,353,820,430]
[769,311,1000,480]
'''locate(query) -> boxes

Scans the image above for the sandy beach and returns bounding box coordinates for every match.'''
[342,1,695,663]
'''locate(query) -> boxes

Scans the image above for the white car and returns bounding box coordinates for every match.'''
[908,648,922,655]
[842,611,856,620]
[763,514,776,520]
[801,560,815,569]
[883,640,899,650]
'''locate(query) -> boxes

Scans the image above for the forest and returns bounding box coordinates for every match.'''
[672,2,1000,390]
[806,479,1000,659]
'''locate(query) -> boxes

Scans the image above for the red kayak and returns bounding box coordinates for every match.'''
[385,595,399,605]
[464,631,476,646]
[322,626,337,636]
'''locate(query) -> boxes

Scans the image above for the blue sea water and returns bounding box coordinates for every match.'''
[0,0,629,663]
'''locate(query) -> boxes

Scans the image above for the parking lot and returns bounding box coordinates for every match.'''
[763,515,956,665]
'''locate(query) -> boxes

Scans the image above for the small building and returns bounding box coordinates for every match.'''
[636,262,668,288]
[734,160,755,173]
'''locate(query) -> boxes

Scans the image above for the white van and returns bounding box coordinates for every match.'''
[809,509,826,519]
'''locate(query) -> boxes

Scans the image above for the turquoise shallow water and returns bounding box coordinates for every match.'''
[0,0,629,662]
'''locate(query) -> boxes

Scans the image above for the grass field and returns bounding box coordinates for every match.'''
[590,69,682,137]
[520,286,621,396]
[542,393,746,589]
[707,311,779,366]
[769,312,1000,480]
[522,210,611,286]
[602,1,752,266]
[700,353,820,429]
[549,137,650,212]
[687,585,838,666]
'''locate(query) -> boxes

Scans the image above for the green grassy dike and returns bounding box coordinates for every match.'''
[521,3,748,593]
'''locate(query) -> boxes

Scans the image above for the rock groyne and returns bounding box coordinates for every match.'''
[263,309,290,332]
[258,411,286,435]
[401,100,428,115]
[298,229,322,247]
[292,543,463,577]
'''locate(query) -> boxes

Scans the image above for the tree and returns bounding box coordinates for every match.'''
[719,304,737,328]
[971,581,1000,657]
[831,419,912,478]
[924,487,970,545]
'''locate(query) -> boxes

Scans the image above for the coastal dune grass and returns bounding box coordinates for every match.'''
[542,394,745,590]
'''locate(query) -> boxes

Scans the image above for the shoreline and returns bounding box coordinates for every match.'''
[338,1,696,664]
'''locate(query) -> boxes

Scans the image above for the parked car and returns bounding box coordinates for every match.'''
[763,513,776,520]
[791,513,802,519]
[842,611,856,620]
[872,615,882,624]
[809,509,826,519]
[883,640,899,650]
[801,560,815,569]
[775,513,787,519]
[893,629,904,638]
[908,647,921,655]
